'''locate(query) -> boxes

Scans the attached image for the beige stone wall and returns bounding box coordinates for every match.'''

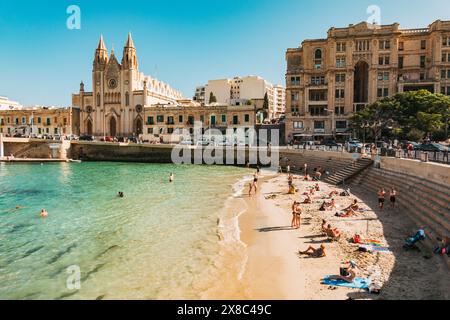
[380,157,450,185]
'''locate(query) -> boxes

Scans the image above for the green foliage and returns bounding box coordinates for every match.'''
[407,128,425,142]
[350,90,450,141]
[263,92,269,110]
[209,92,217,103]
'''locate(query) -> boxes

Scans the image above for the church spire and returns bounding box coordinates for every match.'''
[122,32,138,70]
[93,35,108,70]
[125,32,135,49]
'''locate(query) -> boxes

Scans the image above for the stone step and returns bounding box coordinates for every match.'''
[355,177,450,239]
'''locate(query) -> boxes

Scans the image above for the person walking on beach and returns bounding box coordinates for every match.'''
[389,187,397,209]
[248,182,253,196]
[169,173,174,183]
[252,173,259,193]
[378,188,386,210]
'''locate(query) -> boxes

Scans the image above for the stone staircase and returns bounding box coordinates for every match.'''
[350,167,450,269]
[323,158,373,186]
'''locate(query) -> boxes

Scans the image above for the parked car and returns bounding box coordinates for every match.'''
[180,139,193,146]
[79,135,95,141]
[128,136,138,143]
[216,139,232,147]
[117,136,125,143]
[418,143,449,152]
[321,139,342,147]
[345,139,363,151]
[13,133,23,138]
[101,136,114,142]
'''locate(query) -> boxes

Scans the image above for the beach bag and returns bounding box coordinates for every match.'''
[340,267,349,277]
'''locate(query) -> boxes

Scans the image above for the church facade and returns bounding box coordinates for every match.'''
[72,34,184,137]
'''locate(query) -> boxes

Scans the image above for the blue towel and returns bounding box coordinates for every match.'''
[321,276,372,289]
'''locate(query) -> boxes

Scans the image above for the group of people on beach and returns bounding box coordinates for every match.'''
[377,187,397,210]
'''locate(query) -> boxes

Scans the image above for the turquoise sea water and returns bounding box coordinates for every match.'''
[0,162,248,300]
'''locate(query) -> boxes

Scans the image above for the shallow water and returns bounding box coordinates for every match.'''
[0,162,248,299]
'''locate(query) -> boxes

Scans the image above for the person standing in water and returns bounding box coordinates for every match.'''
[169,173,174,183]
[40,209,48,218]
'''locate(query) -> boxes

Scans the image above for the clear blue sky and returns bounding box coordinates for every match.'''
[0,0,449,106]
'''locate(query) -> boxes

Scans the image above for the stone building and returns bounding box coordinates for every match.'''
[143,101,256,143]
[0,106,74,136]
[72,34,184,137]
[285,19,450,143]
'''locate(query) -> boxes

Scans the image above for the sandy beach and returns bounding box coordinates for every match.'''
[208,171,450,300]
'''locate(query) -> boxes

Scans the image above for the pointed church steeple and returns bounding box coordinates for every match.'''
[94,35,109,70]
[122,32,138,70]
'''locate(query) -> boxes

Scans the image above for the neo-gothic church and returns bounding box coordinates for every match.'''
[72,33,183,137]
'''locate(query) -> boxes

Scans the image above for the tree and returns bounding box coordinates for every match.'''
[263,92,269,110]
[350,90,450,141]
[209,92,217,103]
[407,128,425,142]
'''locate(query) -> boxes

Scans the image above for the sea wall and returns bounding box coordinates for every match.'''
[380,157,450,185]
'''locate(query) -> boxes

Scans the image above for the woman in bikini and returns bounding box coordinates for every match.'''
[291,201,298,228]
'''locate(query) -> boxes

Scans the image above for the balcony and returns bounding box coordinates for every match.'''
[353,103,368,112]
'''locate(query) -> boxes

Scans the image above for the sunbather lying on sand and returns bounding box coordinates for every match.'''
[299,244,326,258]
[328,190,339,198]
[321,220,342,239]
[320,198,337,211]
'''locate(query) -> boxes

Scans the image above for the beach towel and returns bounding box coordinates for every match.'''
[321,277,371,290]
[359,245,391,253]
[362,240,383,247]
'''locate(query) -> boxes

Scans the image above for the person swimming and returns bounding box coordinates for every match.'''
[40,209,48,218]
[118,191,124,198]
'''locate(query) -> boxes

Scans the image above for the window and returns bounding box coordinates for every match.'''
[96,93,100,107]
[379,56,390,65]
[398,56,404,69]
[200,115,204,123]
[336,121,347,129]
[38,117,42,124]
[336,58,346,68]
[147,116,154,125]
[309,91,327,101]
[233,115,239,125]
[310,76,325,85]
[293,121,303,129]
[125,92,130,106]
[335,106,345,115]
[335,73,346,83]
[147,128,153,134]
[441,86,450,96]
[15,117,19,125]
[377,88,389,98]
[420,73,426,80]
[335,89,345,99]
[210,115,216,125]
[356,40,370,51]
[54,128,58,134]
[314,49,322,69]
[290,76,300,86]
[178,115,183,123]
[309,106,326,116]
[63,118,67,126]
[188,116,195,125]
[221,115,226,123]
[314,121,325,129]
[378,72,390,81]
[379,40,391,50]
[157,115,164,123]
[291,92,299,101]
[336,42,346,52]
[244,114,250,122]
[443,36,450,47]
[22,117,26,124]
[399,42,404,51]
[46,118,51,125]
[168,128,174,134]
[421,40,427,50]
[420,56,426,68]
[167,116,174,125]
